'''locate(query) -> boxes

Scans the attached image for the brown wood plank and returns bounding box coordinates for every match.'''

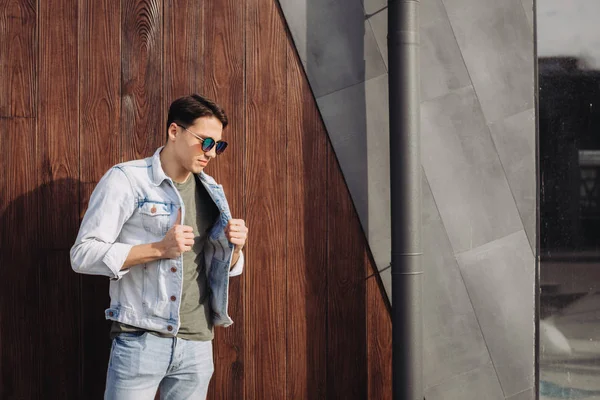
[158,4,203,399]
[79,0,122,396]
[0,0,36,117]
[285,44,328,399]
[79,262,112,400]
[37,0,81,397]
[38,0,79,250]
[121,0,163,160]
[163,0,202,107]
[39,250,83,398]
[367,258,393,400]
[245,0,287,397]
[327,146,368,399]
[0,117,40,399]
[0,111,4,400]
[201,0,246,399]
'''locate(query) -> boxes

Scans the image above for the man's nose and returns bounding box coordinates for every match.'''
[205,145,217,158]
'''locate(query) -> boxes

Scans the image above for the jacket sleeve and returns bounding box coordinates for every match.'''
[229,250,244,277]
[70,167,136,280]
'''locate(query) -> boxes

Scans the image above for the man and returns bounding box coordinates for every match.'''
[70,94,248,399]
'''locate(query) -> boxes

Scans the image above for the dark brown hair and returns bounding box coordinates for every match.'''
[166,94,228,136]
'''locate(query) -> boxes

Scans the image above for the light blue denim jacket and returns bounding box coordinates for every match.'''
[70,147,243,335]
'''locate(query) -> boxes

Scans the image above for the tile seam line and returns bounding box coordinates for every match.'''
[365,16,388,73]
[424,166,505,396]
[454,228,526,258]
[486,107,536,249]
[505,386,534,399]
[439,1,533,395]
[424,362,496,392]
[441,0,532,254]
[315,72,387,100]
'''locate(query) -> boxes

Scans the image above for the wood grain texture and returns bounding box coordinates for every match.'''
[202,0,245,204]
[38,0,79,250]
[0,117,40,399]
[245,0,287,398]
[367,261,393,400]
[121,0,163,160]
[285,44,328,400]
[39,250,83,397]
[327,145,368,399]
[163,0,202,106]
[79,0,122,396]
[0,1,396,397]
[79,268,112,400]
[0,0,36,117]
[37,0,81,397]
[201,0,246,398]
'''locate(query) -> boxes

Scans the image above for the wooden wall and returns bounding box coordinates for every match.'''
[0,0,392,398]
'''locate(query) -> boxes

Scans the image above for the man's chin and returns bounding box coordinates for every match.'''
[189,164,206,174]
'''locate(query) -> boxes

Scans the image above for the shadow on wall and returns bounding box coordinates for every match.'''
[0,178,111,398]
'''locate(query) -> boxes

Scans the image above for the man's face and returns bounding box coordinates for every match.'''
[169,116,224,174]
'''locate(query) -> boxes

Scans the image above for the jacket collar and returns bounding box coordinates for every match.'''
[151,147,169,186]
[151,146,216,186]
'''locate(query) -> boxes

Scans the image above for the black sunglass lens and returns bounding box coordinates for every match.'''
[216,142,228,155]
[201,138,215,152]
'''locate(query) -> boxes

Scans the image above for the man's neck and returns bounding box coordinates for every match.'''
[159,146,192,184]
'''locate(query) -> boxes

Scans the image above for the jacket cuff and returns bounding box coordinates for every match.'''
[102,242,134,280]
[229,250,244,277]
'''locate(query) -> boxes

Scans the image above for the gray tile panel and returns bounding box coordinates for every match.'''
[420,0,471,102]
[280,3,536,396]
[421,0,451,25]
[507,388,534,400]
[362,0,386,16]
[456,230,535,397]
[421,86,523,254]
[318,75,392,274]
[317,82,369,230]
[378,267,391,303]
[369,0,471,102]
[365,74,391,272]
[424,363,505,400]
[278,0,308,62]
[364,19,388,81]
[489,108,536,251]
[280,0,386,98]
[420,11,472,102]
[368,10,387,66]
[520,0,533,32]
[422,173,491,388]
[442,0,534,123]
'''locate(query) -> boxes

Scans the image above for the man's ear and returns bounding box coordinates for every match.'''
[167,123,178,141]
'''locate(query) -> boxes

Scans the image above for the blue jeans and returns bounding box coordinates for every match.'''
[104,332,214,400]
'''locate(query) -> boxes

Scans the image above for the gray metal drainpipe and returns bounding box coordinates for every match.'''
[388,1,423,399]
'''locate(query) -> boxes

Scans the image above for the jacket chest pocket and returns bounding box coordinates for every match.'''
[139,202,171,237]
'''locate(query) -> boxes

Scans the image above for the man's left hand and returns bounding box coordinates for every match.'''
[225,219,248,253]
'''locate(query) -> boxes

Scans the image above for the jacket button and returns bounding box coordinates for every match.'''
[108,311,114,317]
[151,207,157,214]
[167,325,173,332]
[171,267,177,273]
[170,295,177,301]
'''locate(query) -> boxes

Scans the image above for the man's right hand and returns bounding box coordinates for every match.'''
[120,209,194,270]
[159,209,194,259]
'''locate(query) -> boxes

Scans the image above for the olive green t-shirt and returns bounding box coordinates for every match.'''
[111,174,219,341]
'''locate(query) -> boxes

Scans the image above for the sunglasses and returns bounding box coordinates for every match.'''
[175,123,228,155]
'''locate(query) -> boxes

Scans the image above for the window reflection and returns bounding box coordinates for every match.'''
[540,56,600,398]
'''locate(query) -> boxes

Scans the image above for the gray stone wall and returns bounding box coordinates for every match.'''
[278,0,536,398]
